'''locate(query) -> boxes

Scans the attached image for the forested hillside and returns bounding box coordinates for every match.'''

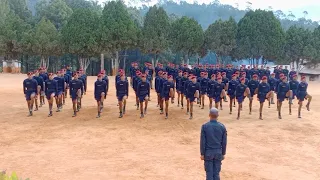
[1,0,319,75]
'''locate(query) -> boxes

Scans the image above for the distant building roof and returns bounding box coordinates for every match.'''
[300,67,320,75]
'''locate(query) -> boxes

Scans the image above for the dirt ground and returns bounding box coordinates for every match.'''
[0,74,320,180]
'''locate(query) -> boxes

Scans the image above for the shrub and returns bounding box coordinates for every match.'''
[0,171,29,180]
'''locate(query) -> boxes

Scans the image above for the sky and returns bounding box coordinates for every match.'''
[98,0,320,21]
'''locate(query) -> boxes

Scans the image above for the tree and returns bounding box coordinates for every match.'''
[141,5,170,62]
[36,0,73,30]
[62,8,100,72]
[33,17,59,68]
[237,10,285,64]
[8,0,32,22]
[205,17,237,64]
[100,1,138,74]
[284,26,314,72]
[0,12,31,60]
[0,0,10,25]
[170,16,204,64]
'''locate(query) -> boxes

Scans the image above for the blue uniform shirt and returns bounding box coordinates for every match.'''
[45,79,58,95]
[23,78,38,94]
[289,80,299,93]
[213,82,225,97]
[33,76,44,89]
[116,80,129,97]
[236,84,247,97]
[161,81,174,98]
[227,79,238,95]
[248,80,259,94]
[94,80,107,97]
[54,76,65,91]
[277,82,290,94]
[186,82,200,98]
[200,120,227,158]
[69,79,83,96]
[258,82,270,98]
[137,81,150,97]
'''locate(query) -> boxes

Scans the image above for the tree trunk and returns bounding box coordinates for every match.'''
[214,53,219,64]
[100,53,104,71]
[111,58,114,76]
[115,51,119,74]
[46,57,50,70]
[123,50,127,73]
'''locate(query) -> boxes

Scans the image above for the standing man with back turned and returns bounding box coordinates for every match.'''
[200,108,227,180]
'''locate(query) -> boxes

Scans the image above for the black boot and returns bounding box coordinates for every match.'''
[48,111,52,117]
[96,112,101,118]
[189,113,193,120]
[259,113,263,120]
[72,111,77,117]
[165,113,168,119]
[119,112,123,118]
[140,113,144,119]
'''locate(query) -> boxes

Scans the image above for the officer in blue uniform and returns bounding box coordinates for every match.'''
[207,74,217,109]
[175,70,183,107]
[186,75,200,119]
[227,74,238,114]
[45,73,58,117]
[54,71,66,111]
[184,74,193,115]
[159,72,167,114]
[289,68,297,81]
[33,70,44,110]
[197,72,204,105]
[39,68,48,105]
[200,108,227,180]
[23,72,38,116]
[155,71,163,107]
[94,74,107,118]
[133,71,142,109]
[161,75,175,119]
[276,76,292,119]
[200,72,209,109]
[268,73,277,106]
[297,76,312,118]
[221,72,229,102]
[213,76,226,110]
[116,73,129,118]
[289,74,299,103]
[179,72,189,109]
[257,76,271,120]
[235,77,250,120]
[137,74,150,118]
[248,74,259,114]
[69,73,84,117]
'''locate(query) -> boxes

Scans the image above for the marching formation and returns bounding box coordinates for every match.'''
[23,63,312,120]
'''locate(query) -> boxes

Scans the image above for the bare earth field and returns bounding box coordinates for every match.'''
[0,74,320,180]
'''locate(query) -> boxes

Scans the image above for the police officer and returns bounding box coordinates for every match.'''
[227,74,238,114]
[23,72,38,116]
[186,75,200,119]
[116,73,129,118]
[175,70,183,107]
[276,76,292,119]
[297,76,312,118]
[235,77,251,120]
[69,73,84,117]
[247,74,259,114]
[160,75,175,119]
[268,73,277,106]
[213,76,226,110]
[200,108,227,180]
[94,74,107,118]
[200,72,209,109]
[137,74,150,118]
[207,74,216,109]
[33,70,44,110]
[257,76,271,120]
[45,73,58,117]
[179,72,189,109]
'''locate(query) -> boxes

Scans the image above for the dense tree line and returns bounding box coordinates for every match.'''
[0,0,319,75]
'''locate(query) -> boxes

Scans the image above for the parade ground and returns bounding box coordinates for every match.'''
[0,74,319,180]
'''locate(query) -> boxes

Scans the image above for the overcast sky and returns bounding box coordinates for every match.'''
[98,0,320,21]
